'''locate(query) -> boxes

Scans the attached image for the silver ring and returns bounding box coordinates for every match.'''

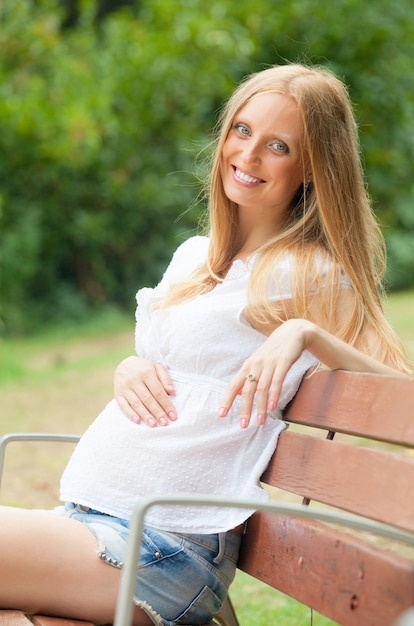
[246,373,257,382]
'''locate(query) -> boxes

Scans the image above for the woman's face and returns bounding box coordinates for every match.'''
[220,91,307,230]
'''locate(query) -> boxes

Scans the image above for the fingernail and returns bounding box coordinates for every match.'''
[241,418,247,429]
[268,401,276,411]
[168,411,176,420]
[218,407,226,417]
[147,418,157,428]
[257,414,265,425]
[159,417,168,427]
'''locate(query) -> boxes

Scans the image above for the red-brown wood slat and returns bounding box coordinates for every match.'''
[262,430,414,532]
[284,370,414,446]
[238,512,414,626]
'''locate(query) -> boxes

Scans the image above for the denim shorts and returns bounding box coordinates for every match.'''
[52,502,241,626]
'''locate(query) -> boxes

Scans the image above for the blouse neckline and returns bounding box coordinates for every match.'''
[224,254,257,282]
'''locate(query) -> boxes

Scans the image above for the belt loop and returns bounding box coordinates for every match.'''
[213,532,226,565]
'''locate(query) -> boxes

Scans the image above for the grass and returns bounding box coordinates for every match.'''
[231,571,334,625]
[383,289,414,357]
[0,307,133,385]
[1,291,413,625]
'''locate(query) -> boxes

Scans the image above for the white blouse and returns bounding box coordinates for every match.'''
[60,236,325,533]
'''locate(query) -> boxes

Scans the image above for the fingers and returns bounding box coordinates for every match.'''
[114,357,177,427]
[240,375,263,429]
[118,385,176,427]
[219,354,291,428]
[219,361,287,429]
[219,320,312,429]
[115,393,142,424]
[127,379,177,427]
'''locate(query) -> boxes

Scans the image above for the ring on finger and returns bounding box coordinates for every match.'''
[246,373,257,382]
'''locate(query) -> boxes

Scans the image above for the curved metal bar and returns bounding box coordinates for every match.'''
[114,494,414,626]
[0,432,80,492]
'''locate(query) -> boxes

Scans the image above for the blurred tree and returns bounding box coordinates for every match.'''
[0,0,413,334]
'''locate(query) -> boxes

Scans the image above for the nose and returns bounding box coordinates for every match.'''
[241,140,261,165]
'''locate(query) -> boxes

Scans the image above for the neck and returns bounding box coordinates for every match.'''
[235,210,286,257]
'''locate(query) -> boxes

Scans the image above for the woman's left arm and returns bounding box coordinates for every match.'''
[219,317,410,429]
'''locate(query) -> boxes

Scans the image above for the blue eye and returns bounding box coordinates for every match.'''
[234,123,250,136]
[271,140,289,153]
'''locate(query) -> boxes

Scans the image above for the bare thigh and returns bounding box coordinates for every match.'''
[0,506,152,626]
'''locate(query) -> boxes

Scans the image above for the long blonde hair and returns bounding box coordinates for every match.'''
[163,64,411,372]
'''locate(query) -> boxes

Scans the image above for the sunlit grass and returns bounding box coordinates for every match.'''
[0,307,132,384]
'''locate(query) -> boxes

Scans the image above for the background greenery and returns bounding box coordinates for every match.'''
[1,0,414,335]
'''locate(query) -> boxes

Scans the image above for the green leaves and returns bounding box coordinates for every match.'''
[1,0,413,334]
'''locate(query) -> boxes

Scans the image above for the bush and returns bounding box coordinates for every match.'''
[1,0,413,334]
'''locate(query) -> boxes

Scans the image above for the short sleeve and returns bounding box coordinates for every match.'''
[155,236,210,293]
[268,252,351,301]
[134,236,209,349]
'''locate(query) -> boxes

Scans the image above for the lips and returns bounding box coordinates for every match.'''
[232,166,265,184]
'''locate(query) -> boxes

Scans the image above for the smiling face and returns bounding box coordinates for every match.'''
[220,91,307,233]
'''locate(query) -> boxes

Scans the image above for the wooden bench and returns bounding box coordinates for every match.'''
[238,369,414,626]
[1,369,414,626]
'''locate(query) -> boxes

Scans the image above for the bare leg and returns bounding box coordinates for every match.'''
[0,506,153,626]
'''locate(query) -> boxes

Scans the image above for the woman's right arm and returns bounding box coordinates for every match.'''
[114,356,177,427]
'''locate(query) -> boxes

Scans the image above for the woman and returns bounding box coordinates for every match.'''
[0,63,411,626]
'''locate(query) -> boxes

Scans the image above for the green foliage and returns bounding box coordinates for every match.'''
[1,0,413,334]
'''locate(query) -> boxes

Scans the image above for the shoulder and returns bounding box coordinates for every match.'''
[161,236,209,284]
[171,236,209,263]
[313,251,352,289]
[136,236,209,304]
[168,235,209,270]
[266,249,351,300]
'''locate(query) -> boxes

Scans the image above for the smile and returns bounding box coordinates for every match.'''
[233,166,264,185]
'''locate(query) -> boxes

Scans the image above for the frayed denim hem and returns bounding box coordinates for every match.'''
[134,599,165,626]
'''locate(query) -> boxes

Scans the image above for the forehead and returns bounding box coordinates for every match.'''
[234,91,304,142]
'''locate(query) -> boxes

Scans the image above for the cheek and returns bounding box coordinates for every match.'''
[222,134,238,160]
[220,140,235,177]
[221,142,230,164]
[275,161,303,190]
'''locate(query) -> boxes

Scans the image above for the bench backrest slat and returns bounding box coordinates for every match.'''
[284,370,414,446]
[238,512,414,626]
[262,429,414,532]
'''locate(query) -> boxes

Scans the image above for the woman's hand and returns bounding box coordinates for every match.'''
[114,356,177,427]
[219,319,315,429]
[219,314,409,429]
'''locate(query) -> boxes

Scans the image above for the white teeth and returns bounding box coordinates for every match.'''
[235,168,262,184]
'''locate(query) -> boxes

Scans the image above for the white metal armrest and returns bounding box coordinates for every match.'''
[114,494,414,626]
[0,432,80,492]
